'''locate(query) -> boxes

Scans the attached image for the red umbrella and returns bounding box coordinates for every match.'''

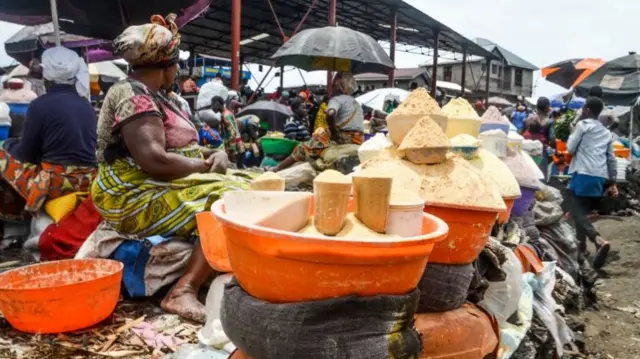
[541,58,604,89]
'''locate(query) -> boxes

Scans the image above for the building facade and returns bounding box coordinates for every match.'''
[425,38,538,103]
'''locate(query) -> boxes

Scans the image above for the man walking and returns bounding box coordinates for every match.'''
[565,97,618,269]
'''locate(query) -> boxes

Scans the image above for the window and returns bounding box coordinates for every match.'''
[515,69,523,87]
[491,64,498,75]
[444,65,453,81]
[481,63,487,72]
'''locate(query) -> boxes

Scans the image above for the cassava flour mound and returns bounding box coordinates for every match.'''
[299,213,400,240]
[441,98,480,120]
[450,134,480,147]
[360,151,424,193]
[361,151,505,210]
[391,88,443,116]
[481,106,509,124]
[420,155,505,210]
[467,149,521,199]
[398,116,449,150]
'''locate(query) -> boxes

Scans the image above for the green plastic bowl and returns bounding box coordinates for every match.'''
[260,137,299,156]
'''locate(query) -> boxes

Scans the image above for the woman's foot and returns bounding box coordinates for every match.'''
[161,284,206,323]
[592,237,611,269]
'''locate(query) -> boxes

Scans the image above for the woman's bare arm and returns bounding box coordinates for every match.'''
[122,116,210,181]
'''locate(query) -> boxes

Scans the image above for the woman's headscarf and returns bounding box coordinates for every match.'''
[114,14,180,68]
[41,47,90,97]
[333,73,357,95]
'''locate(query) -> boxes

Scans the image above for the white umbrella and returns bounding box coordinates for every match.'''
[88,61,126,83]
[356,88,410,111]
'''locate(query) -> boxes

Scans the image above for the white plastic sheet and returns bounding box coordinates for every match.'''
[530,262,574,357]
[479,249,524,324]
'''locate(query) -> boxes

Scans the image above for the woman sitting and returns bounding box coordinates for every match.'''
[283,98,311,142]
[91,14,252,322]
[0,47,96,222]
[274,73,364,171]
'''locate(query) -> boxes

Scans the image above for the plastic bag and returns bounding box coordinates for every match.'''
[197,82,229,111]
[539,223,579,279]
[522,140,543,156]
[529,262,574,357]
[358,133,392,163]
[278,162,317,191]
[479,250,524,324]
[499,272,535,359]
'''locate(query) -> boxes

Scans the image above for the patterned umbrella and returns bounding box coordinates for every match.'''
[272,26,395,75]
[541,58,604,89]
[574,54,640,106]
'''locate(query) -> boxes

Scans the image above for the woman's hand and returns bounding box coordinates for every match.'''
[204,151,229,174]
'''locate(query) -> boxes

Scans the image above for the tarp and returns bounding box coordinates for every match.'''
[0,0,211,40]
[575,53,640,106]
[4,23,104,66]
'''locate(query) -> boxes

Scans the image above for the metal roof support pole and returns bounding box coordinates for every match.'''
[280,66,285,89]
[231,0,241,90]
[484,57,491,104]
[248,66,274,103]
[326,0,337,96]
[460,47,468,96]
[430,30,440,98]
[50,0,61,46]
[387,7,397,88]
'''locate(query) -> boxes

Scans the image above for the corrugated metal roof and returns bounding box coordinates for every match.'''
[474,38,539,70]
[180,0,497,66]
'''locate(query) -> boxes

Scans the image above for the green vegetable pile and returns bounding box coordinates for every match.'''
[553,110,576,142]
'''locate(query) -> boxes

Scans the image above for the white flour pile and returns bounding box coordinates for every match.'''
[468,149,521,199]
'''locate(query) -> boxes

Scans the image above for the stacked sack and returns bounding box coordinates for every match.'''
[363,92,505,358]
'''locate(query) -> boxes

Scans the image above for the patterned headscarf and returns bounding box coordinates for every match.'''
[333,72,356,95]
[114,14,181,68]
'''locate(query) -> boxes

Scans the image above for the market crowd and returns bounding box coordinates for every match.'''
[0,13,625,328]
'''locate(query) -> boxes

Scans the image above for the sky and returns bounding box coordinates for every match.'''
[1,0,638,97]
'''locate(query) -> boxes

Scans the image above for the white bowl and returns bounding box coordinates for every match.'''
[222,191,312,232]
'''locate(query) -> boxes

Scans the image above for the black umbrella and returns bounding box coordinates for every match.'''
[237,101,293,132]
[542,58,604,89]
[574,53,640,106]
[0,0,210,40]
[272,26,395,75]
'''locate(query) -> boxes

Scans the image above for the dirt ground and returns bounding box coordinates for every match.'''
[579,217,640,358]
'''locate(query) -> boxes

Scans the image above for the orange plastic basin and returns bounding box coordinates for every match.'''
[197,212,233,272]
[498,197,518,224]
[197,197,357,274]
[0,259,123,334]
[416,303,499,359]
[424,204,499,265]
[210,199,448,303]
[615,148,631,158]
